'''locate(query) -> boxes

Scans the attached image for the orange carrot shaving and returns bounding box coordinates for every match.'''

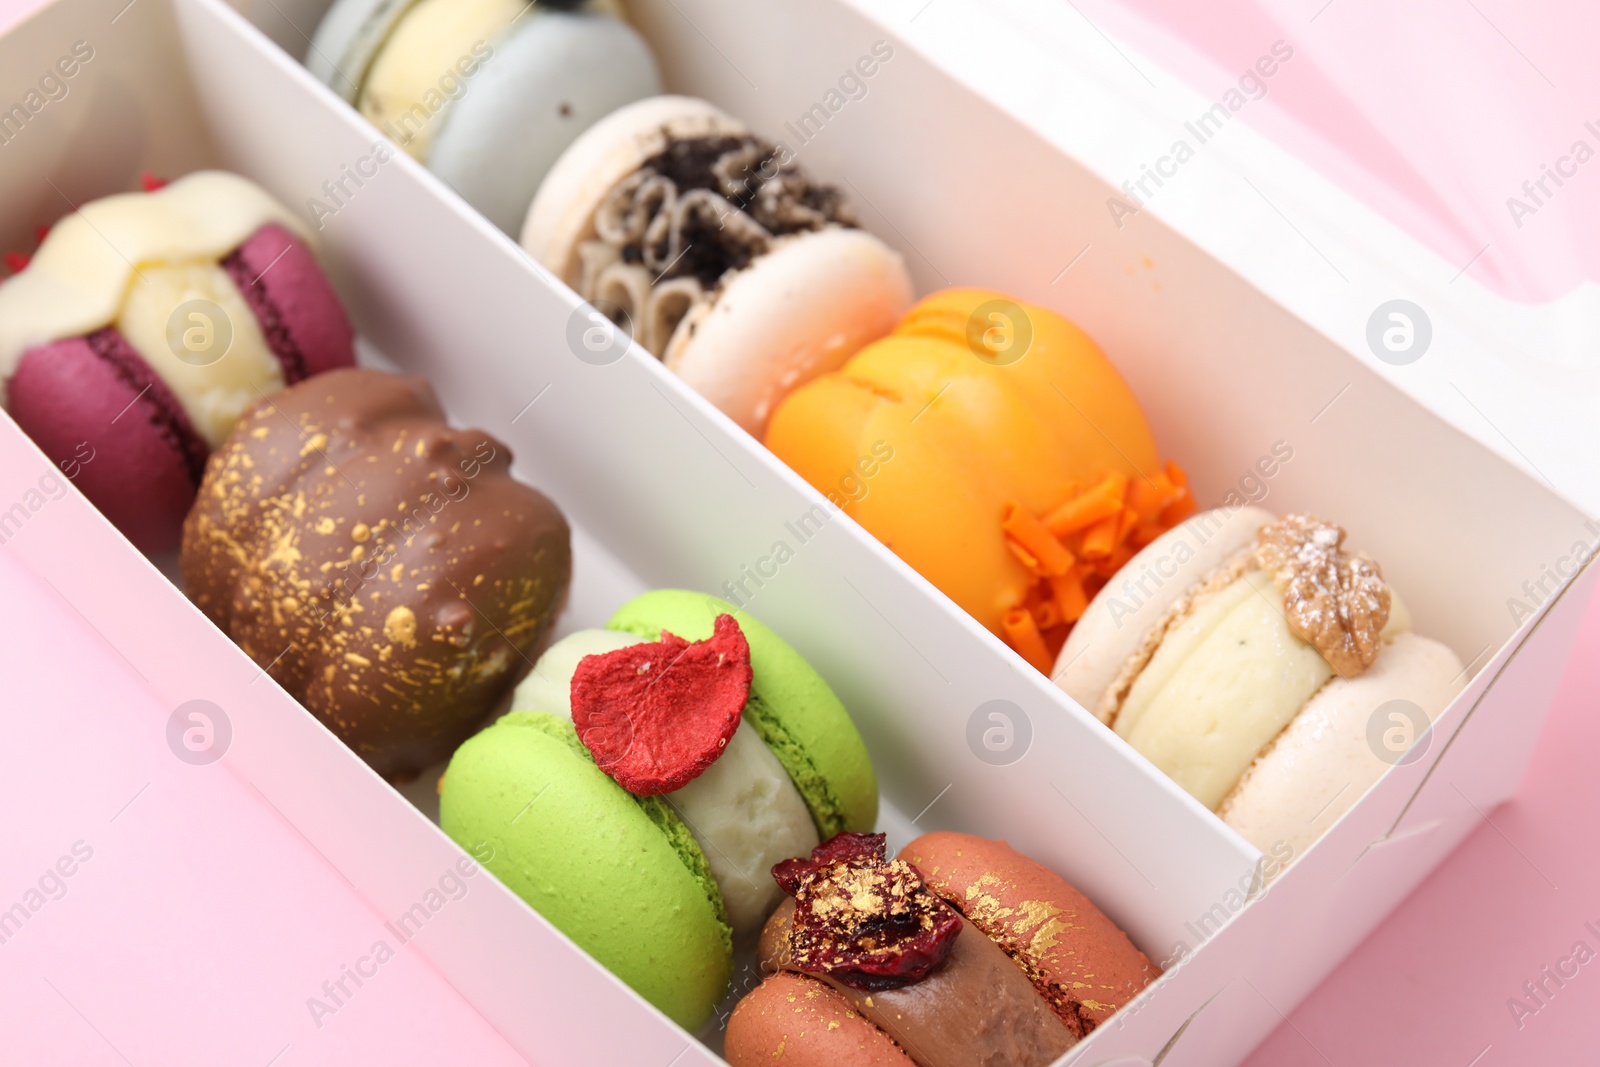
[1002,609,1055,674]
[1080,511,1121,560]
[1002,503,1075,576]
[1042,472,1127,536]
[1128,474,1177,524]
[1116,505,1140,543]
[1093,543,1137,578]
[1130,522,1164,548]
[1049,571,1089,623]
[999,458,1195,672]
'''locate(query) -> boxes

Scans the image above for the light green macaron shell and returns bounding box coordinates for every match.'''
[606,589,879,837]
[439,711,732,1030]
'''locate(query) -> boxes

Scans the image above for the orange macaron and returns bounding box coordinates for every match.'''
[764,289,1193,672]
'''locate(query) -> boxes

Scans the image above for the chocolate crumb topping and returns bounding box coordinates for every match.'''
[581,131,856,354]
[1253,514,1390,677]
[773,832,961,991]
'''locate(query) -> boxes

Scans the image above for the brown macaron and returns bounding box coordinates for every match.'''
[725,971,913,1067]
[180,367,571,779]
[726,832,1158,1067]
[905,831,1158,1033]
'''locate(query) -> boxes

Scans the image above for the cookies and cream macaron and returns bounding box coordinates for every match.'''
[307,0,661,234]
[522,95,914,435]
[1054,508,1465,859]
[440,590,878,1029]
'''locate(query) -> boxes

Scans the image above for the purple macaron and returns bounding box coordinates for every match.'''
[5,222,355,553]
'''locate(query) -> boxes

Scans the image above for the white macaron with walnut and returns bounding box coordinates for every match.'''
[1054,507,1464,862]
[521,95,914,435]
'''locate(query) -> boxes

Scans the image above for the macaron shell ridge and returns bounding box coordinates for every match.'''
[1053,505,1276,720]
[1217,631,1465,858]
[604,589,878,837]
[306,0,421,102]
[900,831,1158,1033]
[425,11,662,236]
[662,227,913,436]
[227,224,357,382]
[7,331,202,553]
[725,971,915,1067]
[439,711,732,1030]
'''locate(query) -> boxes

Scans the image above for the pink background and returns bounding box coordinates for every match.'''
[1082,0,1600,304]
[1,0,1595,1061]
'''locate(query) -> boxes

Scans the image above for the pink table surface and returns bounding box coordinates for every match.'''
[1,0,1596,1063]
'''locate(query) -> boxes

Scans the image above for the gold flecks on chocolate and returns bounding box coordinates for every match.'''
[384,605,419,648]
[1252,514,1390,678]
[179,369,572,781]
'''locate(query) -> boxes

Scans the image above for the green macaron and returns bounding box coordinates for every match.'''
[607,589,878,837]
[439,589,877,1030]
[440,711,731,1029]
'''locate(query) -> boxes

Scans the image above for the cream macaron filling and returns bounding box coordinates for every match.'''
[1114,562,1409,809]
[512,628,819,935]
[0,171,301,445]
[1093,513,1407,811]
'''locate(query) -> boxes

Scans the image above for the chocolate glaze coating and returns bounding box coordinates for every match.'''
[180,368,571,779]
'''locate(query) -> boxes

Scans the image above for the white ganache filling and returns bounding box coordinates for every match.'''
[511,627,819,934]
[0,171,305,443]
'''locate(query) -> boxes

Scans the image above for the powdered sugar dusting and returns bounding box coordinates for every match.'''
[1253,514,1390,678]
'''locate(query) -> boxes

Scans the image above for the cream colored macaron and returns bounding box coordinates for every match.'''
[1053,508,1464,865]
[521,95,914,435]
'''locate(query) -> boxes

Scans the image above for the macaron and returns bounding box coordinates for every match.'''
[1054,508,1465,858]
[443,709,732,1029]
[521,95,914,435]
[725,831,1158,1066]
[181,367,571,781]
[306,0,661,235]
[440,589,878,1029]
[0,171,355,552]
[764,288,1195,671]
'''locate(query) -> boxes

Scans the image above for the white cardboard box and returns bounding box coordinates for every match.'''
[0,0,1592,1063]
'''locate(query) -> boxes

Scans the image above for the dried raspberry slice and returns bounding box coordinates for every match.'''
[571,613,752,796]
[774,832,962,990]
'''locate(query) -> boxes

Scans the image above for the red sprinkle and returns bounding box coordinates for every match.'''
[2,252,29,274]
[774,832,963,990]
[571,614,751,796]
[140,172,168,192]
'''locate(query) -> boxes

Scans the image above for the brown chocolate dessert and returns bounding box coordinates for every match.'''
[180,368,570,779]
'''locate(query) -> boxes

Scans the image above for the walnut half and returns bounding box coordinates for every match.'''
[1253,514,1390,678]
